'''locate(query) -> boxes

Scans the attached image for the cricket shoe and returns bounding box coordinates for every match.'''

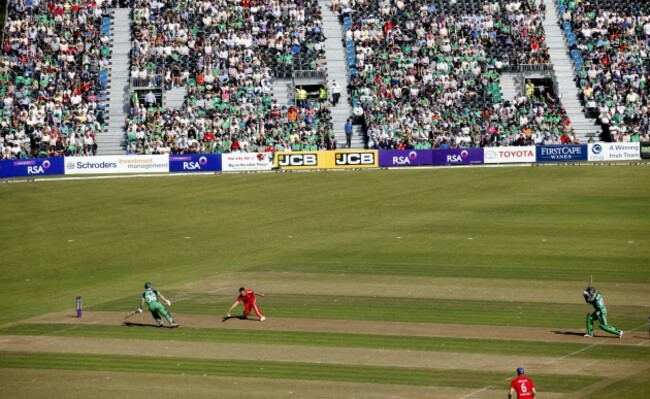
[260,316,266,322]
[584,334,593,337]
[170,323,180,328]
[618,331,623,339]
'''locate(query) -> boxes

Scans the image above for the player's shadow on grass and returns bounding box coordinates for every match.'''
[221,315,255,322]
[123,322,173,328]
[551,330,587,337]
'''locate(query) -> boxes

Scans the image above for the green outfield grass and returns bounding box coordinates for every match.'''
[1,166,649,398]
[1,167,649,326]
[0,352,600,392]
[3,323,647,361]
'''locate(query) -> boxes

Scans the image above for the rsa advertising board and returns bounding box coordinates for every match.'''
[378,150,433,167]
[169,154,221,173]
[484,146,536,164]
[65,155,169,174]
[0,157,64,178]
[588,143,640,161]
[431,148,483,165]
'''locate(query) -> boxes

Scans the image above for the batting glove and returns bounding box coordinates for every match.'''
[165,299,171,306]
[227,313,231,317]
[136,308,143,314]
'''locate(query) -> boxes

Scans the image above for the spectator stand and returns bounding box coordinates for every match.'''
[124,0,335,155]
[0,0,112,159]
[330,0,572,150]
[557,0,650,143]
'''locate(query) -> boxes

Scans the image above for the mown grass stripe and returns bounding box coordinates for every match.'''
[2,324,647,361]
[0,351,599,392]
[248,261,650,283]
[89,294,647,330]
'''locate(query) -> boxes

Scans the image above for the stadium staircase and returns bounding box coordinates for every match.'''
[271,79,293,107]
[163,86,187,109]
[499,73,519,102]
[99,8,132,155]
[543,0,598,141]
[319,0,364,149]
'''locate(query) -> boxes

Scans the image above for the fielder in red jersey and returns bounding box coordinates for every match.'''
[227,287,266,321]
[509,367,536,398]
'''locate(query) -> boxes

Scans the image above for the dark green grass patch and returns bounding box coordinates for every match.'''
[0,351,600,392]
[588,369,650,399]
[2,324,647,361]
[90,293,647,330]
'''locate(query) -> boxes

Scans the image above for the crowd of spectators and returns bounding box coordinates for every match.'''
[125,0,334,155]
[561,0,650,142]
[333,0,575,150]
[0,0,112,160]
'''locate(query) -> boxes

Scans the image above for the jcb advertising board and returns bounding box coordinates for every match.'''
[328,150,378,169]
[274,152,321,170]
[275,150,379,170]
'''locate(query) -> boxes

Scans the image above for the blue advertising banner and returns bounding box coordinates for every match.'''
[0,157,65,178]
[536,145,588,162]
[378,150,433,167]
[431,148,484,165]
[168,154,222,173]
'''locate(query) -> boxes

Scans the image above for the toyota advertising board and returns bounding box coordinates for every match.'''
[483,146,536,164]
[378,150,433,167]
[431,148,483,165]
[65,155,169,174]
[169,154,221,173]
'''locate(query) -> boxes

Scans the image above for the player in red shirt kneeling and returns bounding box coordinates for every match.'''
[509,367,536,398]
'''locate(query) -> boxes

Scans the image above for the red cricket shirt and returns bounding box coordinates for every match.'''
[510,376,535,398]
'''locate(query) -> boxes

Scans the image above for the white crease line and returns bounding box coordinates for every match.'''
[458,386,492,399]
[41,321,99,337]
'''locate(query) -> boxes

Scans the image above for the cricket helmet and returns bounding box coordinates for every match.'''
[145,282,152,289]
[586,286,595,294]
[517,367,525,375]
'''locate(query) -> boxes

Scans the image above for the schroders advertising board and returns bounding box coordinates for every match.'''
[169,154,221,173]
[536,145,588,162]
[65,155,169,174]
[588,143,640,161]
[483,146,536,164]
[0,157,65,178]
[274,152,321,170]
[222,152,273,172]
[431,148,483,165]
[378,150,433,167]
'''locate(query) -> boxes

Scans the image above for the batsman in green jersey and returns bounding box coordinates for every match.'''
[583,286,622,338]
[136,282,179,328]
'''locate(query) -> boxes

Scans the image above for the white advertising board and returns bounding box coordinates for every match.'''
[483,146,536,164]
[221,152,273,172]
[65,155,169,174]
[588,143,640,161]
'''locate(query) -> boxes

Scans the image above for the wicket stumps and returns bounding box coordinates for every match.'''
[76,296,82,318]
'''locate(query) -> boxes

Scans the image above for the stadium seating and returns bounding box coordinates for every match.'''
[558,0,650,142]
[124,0,335,155]
[331,0,575,148]
[0,0,112,159]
